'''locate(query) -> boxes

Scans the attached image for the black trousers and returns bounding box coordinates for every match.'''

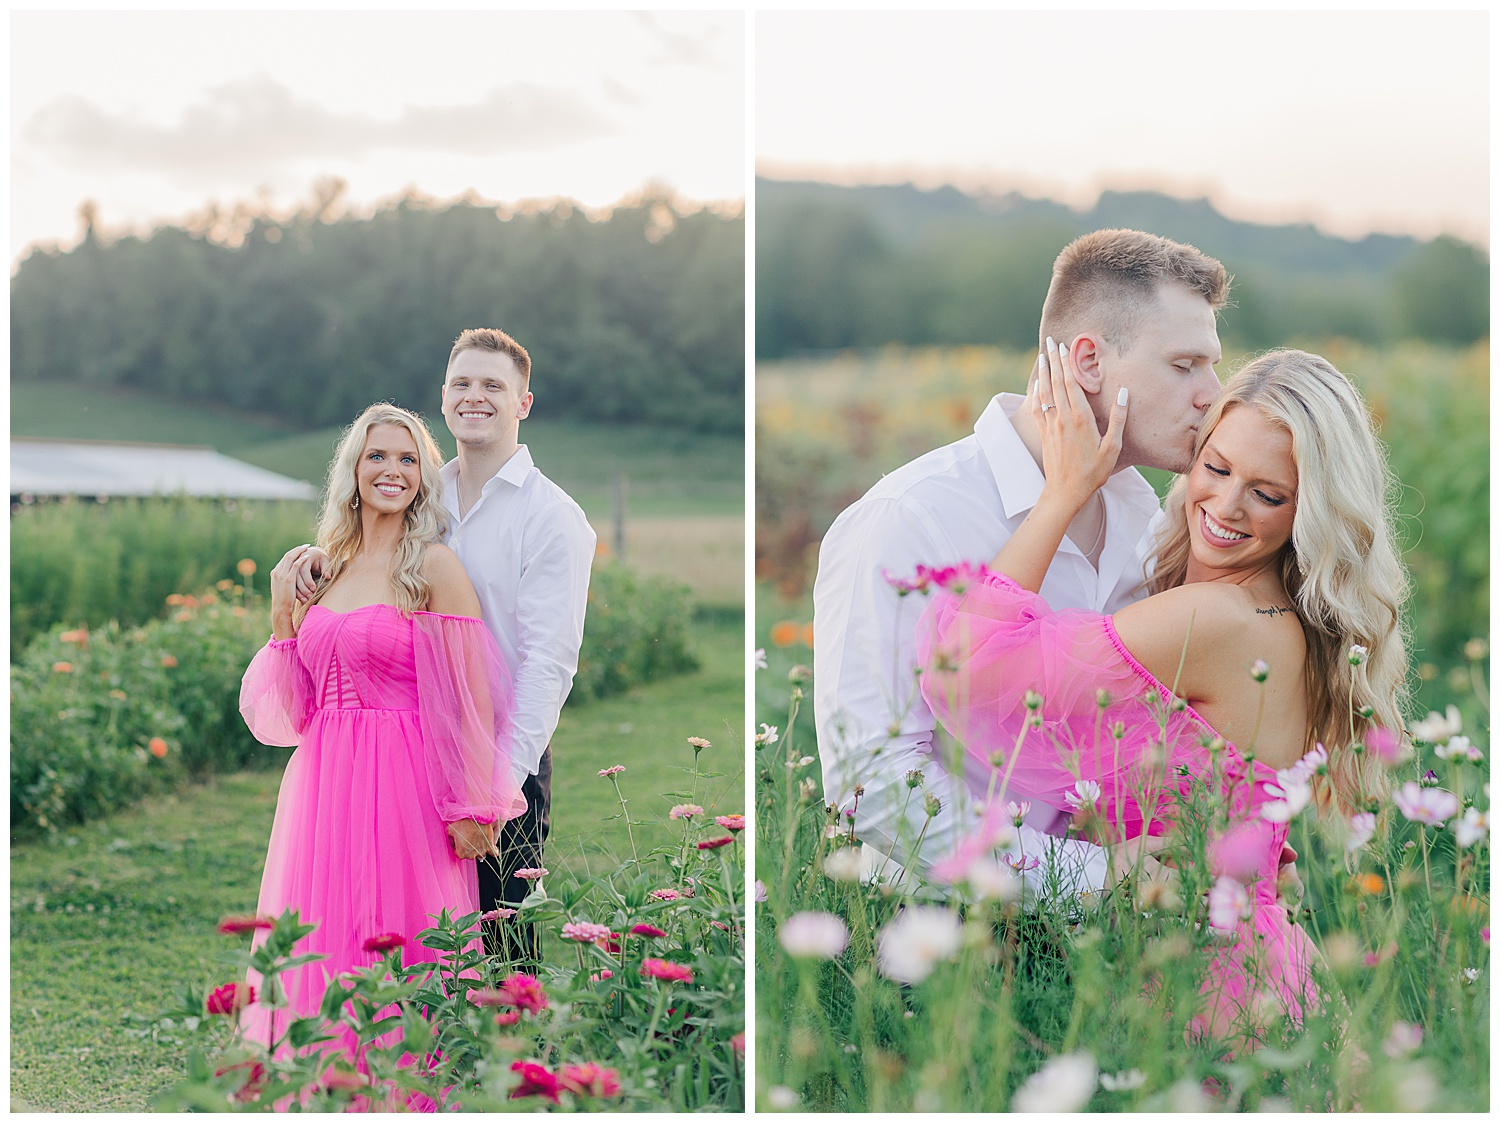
[478,746,551,969]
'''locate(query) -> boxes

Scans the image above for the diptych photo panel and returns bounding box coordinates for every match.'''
[6,7,1490,1117]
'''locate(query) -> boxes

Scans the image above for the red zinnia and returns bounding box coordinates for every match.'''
[206,982,256,1015]
[641,958,694,984]
[217,914,274,936]
[630,923,667,938]
[497,971,550,1014]
[363,933,407,954]
[697,836,734,850]
[510,1060,561,1104]
[214,1059,268,1104]
[558,1062,623,1098]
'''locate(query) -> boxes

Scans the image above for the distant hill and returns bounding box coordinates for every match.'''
[756,178,1486,357]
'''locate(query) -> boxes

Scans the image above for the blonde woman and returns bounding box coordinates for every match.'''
[239,403,527,1054]
[918,345,1408,1041]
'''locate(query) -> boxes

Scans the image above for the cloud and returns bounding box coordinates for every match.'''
[632,12,725,69]
[24,74,619,179]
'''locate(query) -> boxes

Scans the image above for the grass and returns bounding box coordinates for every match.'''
[9,615,744,1112]
[11,381,745,520]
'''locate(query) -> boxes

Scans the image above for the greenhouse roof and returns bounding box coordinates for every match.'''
[11,438,318,501]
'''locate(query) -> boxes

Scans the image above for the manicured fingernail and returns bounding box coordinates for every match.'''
[1045,336,1055,352]
[1118,387,1129,406]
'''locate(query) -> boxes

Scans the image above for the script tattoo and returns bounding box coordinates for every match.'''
[1255,605,1294,618]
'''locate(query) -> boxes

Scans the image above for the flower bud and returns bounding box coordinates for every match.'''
[1024,690,1043,711]
[1347,644,1368,666]
[904,769,925,789]
[788,664,812,686]
[1249,660,1269,683]
[1095,689,1112,709]
[923,794,943,818]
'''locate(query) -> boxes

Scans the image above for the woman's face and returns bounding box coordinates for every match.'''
[1183,405,1298,580]
[356,423,423,515]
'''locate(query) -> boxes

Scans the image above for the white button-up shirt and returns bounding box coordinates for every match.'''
[812,393,1164,897]
[441,446,596,788]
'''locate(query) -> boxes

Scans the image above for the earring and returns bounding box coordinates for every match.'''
[350,492,360,511]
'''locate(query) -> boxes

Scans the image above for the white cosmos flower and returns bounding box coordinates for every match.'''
[875,906,963,984]
[1208,875,1251,935]
[1453,806,1488,848]
[755,723,780,747]
[1260,770,1312,823]
[778,911,849,959]
[1100,1068,1146,1092]
[822,847,865,882]
[765,1085,798,1110]
[1012,1052,1098,1112]
[1063,779,1102,812]
[1346,811,1377,852]
[1411,705,1462,745]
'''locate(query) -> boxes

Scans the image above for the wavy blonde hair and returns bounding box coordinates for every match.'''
[1148,349,1410,815]
[294,403,449,625]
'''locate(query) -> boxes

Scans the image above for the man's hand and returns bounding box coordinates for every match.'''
[1106,831,1175,886]
[447,818,500,862]
[1277,843,1305,917]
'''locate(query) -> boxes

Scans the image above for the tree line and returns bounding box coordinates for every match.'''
[11,188,745,433]
[756,178,1488,358]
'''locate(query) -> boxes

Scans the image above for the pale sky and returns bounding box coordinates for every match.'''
[11,11,745,264]
[757,11,1488,245]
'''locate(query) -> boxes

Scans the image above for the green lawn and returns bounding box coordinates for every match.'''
[11,381,744,520]
[9,615,744,1113]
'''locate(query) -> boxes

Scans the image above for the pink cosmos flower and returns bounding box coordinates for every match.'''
[1006,800,1031,825]
[778,911,849,959]
[754,880,768,903]
[669,804,704,820]
[217,914,274,936]
[362,933,407,954]
[561,921,614,942]
[1346,812,1377,852]
[510,1060,561,1104]
[649,888,681,901]
[1365,724,1404,765]
[918,561,988,594]
[1207,876,1250,935]
[1209,822,1265,881]
[206,982,256,1015]
[514,867,548,880]
[716,814,746,832]
[497,972,550,1014]
[558,1062,623,1098]
[881,567,932,596]
[598,765,626,777]
[641,958,694,983]
[630,923,667,938]
[697,836,735,850]
[1004,853,1040,872]
[931,801,1016,884]
[1394,781,1460,826]
[1383,1022,1423,1058]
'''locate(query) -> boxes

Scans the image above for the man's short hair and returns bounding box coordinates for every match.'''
[446,327,532,384]
[1039,229,1230,354]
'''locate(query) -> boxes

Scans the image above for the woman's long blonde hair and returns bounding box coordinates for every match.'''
[1147,349,1410,815]
[294,403,449,625]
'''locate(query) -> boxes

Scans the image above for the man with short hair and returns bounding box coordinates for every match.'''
[813,228,1227,897]
[438,327,595,964]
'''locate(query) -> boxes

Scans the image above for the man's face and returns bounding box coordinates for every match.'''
[440,349,532,449]
[1094,283,1222,474]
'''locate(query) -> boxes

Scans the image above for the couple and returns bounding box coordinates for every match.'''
[238,327,595,1050]
[814,229,1407,1039]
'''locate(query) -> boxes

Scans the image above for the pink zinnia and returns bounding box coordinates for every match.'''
[561,920,614,942]
[215,1059,268,1104]
[510,1060,561,1104]
[467,987,508,1007]
[731,1032,746,1057]
[498,972,550,1014]
[494,1010,521,1026]
[206,982,255,1015]
[481,907,517,921]
[217,914,274,936]
[641,958,694,983]
[648,888,681,901]
[630,923,667,938]
[716,814,746,832]
[322,1067,367,1092]
[363,933,407,954]
[514,867,548,880]
[558,1062,623,1098]
[589,969,614,983]
[669,804,704,820]
[697,836,735,850]
[598,765,626,777]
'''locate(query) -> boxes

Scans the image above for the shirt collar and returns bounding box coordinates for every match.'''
[974,392,1162,524]
[439,444,536,511]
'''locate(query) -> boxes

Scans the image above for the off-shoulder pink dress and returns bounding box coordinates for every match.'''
[917,571,1319,1041]
[238,603,527,1056]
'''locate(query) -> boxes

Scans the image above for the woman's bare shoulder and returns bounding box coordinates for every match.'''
[422,543,480,615]
[1114,583,1290,695]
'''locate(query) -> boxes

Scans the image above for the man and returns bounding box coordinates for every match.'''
[813,228,1226,899]
[294,327,594,965]
[436,327,595,963]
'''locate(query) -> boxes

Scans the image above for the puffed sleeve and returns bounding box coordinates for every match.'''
[917,571,1214,838]
[411,613,529,825]
[239,637,316,747]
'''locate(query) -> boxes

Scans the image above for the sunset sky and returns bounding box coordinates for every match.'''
[757,11,1488,245]
[11,11,745,264]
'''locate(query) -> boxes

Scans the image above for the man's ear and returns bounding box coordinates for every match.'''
[1068,333,1105,394]
[517,391,534,420]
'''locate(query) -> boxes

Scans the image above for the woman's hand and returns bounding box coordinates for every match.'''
[269,544,316,639]
[447,818,500,862]
[1033,335,1128,515]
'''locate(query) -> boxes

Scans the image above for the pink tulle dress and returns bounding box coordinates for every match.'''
[238,603,527,1057]
[917,571,1319,1041]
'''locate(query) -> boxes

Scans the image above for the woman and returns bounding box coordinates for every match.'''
[918,343,1408,1041]
[238,403,527,1057]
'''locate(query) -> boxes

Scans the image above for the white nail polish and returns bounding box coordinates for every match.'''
[1045,336,1055,351]
[1118,387,1129,406]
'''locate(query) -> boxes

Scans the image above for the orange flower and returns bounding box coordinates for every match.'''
[182,595,200,609]
[173,611,192,622]
[161,654,178,668]
[215,579,234,592]
[52,661,74,673]
[770,621,800,647]
[200,591,218,605]
[148,737,169,758]
[800,622,815,648]
[236,558,257,577]
[59,629,89,646]
[165,594,186,607]
[232,607,247,618]
[109,689,128,701]
[1356,873,1385,895]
